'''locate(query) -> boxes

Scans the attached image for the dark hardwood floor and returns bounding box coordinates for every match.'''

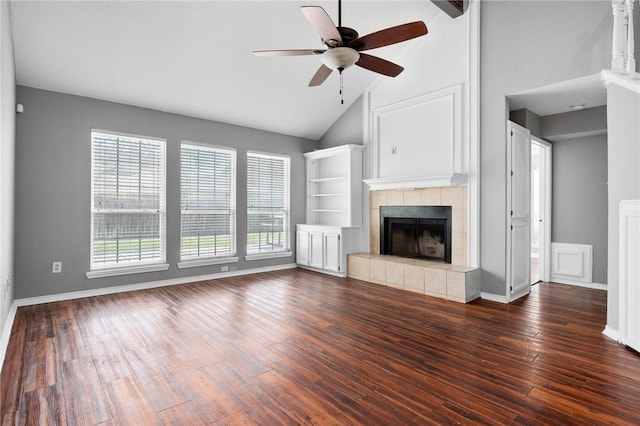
[1,268,639,425]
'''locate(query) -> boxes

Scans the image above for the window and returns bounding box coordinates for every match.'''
[180,143,236,263]
[90,131,166,273]
[246,151,291,257]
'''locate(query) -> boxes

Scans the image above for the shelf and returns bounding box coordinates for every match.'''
[308,193,348,197]
[308,176,348,183]
[304,144,363,228]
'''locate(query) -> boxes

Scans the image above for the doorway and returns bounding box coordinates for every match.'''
[531,137,551,284]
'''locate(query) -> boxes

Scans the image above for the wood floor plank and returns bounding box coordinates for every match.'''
[157,401,209,426]
[198,360,291,425]
[252,369,352,425]
[61,356,110,425]
[122,350,189,413]
[86,333,132,384]
[102,375,160,425]
[177,369,244,423]
[22,338,59,393]
[2,269,640,424]
[22,384,67,426]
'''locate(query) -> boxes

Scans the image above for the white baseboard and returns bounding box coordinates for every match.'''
[14,263,298,308]
[480,287,531,304]
[549,278,607,291]
[297,265,346,278]
[603,325,620,342]
[481,292,508,303]
[0,301,18,373]
[509,287,531,302]
[0,263,298,374]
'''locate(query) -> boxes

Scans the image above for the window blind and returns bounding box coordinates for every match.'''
[246,152,290,254]
[181,143,236,260]
[90,131,166,269]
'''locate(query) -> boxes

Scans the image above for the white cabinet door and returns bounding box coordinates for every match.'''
[296,230,310,266]
[309,231,324,269]
[323,232,341,272]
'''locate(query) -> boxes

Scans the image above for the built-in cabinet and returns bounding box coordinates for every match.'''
[296,225,340,273]
[296,144,364,276]
[305,144,363,227]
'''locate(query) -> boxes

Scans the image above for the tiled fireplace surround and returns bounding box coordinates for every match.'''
[347,186,481,303]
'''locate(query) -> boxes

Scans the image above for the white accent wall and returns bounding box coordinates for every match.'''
[0,0,17,339]
[362,4,478,267]
[603,71,640,335]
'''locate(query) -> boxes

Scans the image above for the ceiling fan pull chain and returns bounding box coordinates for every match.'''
[339,68,344,104]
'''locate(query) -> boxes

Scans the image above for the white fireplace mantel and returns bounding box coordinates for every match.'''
[364,173,468,191]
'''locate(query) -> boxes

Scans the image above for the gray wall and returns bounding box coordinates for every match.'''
[318,95,364,149]
[551,134,608,284]
[14,86,318,299]
[541,106,608,141]
[481,1,611,296]
[510,109,541,138]
[0,0,16,331]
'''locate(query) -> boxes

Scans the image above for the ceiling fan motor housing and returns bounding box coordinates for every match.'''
[337,26,359,45]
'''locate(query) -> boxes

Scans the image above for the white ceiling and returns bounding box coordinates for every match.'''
[10,0,443,140]
[508,72,607,117]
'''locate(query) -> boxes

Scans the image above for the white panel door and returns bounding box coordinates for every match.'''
[507,121,531,298]
[323,232,341,272]
[296,230,310,266]
[309,231,324,269]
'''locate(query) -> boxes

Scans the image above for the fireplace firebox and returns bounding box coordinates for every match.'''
[380,206,452,263]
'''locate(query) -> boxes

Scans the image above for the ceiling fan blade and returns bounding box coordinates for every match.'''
[253,49,325,57]
[301,6,342,47]
[309,64,333,87]
[349,21,428,52]
[355,53,404,77]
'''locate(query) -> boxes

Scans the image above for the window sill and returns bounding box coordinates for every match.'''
[86,263,170,279]
[177,256,239,269]
[245,251,293,261]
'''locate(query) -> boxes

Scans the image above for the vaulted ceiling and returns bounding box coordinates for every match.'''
[10,1,443,140]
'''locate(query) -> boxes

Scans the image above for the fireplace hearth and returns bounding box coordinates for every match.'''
[380,206,452,263]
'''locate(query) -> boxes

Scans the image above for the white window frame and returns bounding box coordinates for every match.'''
[87,130,168,278]
[246,151,292,261]
[178,142,238,269]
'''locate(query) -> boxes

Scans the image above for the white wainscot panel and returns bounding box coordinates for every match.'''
[551,242,593,284]
[619,200,640,352]
[368,85,464,190]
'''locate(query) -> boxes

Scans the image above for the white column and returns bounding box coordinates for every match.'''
[626,0,636,73]
[612,0,626,71]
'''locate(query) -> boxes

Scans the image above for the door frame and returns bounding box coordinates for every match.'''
[531,136,552,283]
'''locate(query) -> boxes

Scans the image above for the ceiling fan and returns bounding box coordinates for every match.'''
[253,0,428,96]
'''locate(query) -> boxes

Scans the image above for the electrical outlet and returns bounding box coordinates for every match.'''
[5,277,10,294]
[221,265,229,272]
[52,261,62,273]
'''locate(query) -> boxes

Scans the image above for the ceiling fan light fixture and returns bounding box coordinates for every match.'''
[321,47,360,70]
